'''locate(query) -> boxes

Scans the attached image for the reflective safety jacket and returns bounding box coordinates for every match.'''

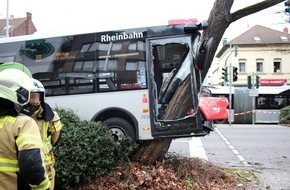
[31,104,62,167]
[0,115,50,190]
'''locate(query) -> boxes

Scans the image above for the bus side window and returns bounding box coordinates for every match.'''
[257,97,266,108]
[117,71,139,90]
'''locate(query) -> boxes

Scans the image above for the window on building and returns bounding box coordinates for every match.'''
[253,37,261,42]
[238,59,246,72]
[273,58,281,73]
[280,36,288,42]
[256,59,263,72]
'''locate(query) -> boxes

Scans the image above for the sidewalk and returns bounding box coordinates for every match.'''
[214,123,286,128]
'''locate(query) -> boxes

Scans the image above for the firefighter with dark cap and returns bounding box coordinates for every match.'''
[22,78,62,190]
[0,68,50,190]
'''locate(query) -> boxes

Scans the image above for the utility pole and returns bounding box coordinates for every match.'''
[224,47,233,125]
[6,0,10,37]
[227,45,238,126]
[229,62,232,126]
[252,72,255,126]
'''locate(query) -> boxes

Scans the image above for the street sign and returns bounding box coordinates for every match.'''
[249,89,259,97]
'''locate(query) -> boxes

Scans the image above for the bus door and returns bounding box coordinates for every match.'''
[147,36,207,139]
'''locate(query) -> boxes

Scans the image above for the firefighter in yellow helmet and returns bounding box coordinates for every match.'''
[0,68,50,190]
[22,78,62,190]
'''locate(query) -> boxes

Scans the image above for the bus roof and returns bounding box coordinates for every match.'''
[0,21,206,44]
[207,85,290,95]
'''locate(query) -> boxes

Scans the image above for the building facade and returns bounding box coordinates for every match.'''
[211,25,290,87]
[0,12,37,37]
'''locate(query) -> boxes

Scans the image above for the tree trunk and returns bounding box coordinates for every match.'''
[130,139,172,164]
[131,0,284,165]
[131,77,192,164]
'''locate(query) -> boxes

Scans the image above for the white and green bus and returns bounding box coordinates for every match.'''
[0,20,228,142]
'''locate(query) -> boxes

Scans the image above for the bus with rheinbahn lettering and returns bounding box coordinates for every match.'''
[0,19,229,142]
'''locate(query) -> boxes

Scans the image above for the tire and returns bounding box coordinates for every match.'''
[103,117,136,142]
[214,119,228,124]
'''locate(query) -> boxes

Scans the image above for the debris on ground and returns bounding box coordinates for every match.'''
[72,157,260,190]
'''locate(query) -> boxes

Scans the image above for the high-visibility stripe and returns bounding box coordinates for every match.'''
[0,158,19,172]
[42,136,51,154]
[0,115,17,123]
[16,134,42,149]
[40,122,57,166]
[30,177,50,190]
[0,115,16,129]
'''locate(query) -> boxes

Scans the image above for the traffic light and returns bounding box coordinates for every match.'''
[256,75,260,89]
[286,0,290,13]
[222,67,228,82]
[247,75,252,89]
[233,67,238,82]
[234,45,238,57]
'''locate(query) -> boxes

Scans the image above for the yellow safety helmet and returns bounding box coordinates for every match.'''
[0,68,35,106]
[0,62,32,78]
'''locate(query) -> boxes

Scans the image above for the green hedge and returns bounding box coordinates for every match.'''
[52,107,136,189]
[279,105,290,125]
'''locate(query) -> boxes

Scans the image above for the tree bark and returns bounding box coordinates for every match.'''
[132,0,284,165]
[131,77,191,164]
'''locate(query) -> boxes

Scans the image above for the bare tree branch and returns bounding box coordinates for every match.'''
[231,0,285,22]
[200,0,285,82]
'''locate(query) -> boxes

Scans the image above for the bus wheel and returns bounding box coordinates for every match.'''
[214,119,228,124]
[103,117,136,143]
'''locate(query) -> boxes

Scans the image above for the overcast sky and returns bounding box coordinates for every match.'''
[0,0,288,41]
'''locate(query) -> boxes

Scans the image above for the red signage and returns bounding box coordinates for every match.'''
[260,79,287,86]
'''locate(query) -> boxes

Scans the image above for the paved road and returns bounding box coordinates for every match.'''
[168,124,290,190]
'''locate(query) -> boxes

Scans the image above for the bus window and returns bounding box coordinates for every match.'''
[34,72,96,95]
[28,35,147,95]
[148,36,198,121]
[257,96,267,109]
[272,96,287,109]
[153,43,188,96]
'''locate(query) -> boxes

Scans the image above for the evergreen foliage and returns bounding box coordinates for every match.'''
[52,107,137,189]
[279,105,290,125]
